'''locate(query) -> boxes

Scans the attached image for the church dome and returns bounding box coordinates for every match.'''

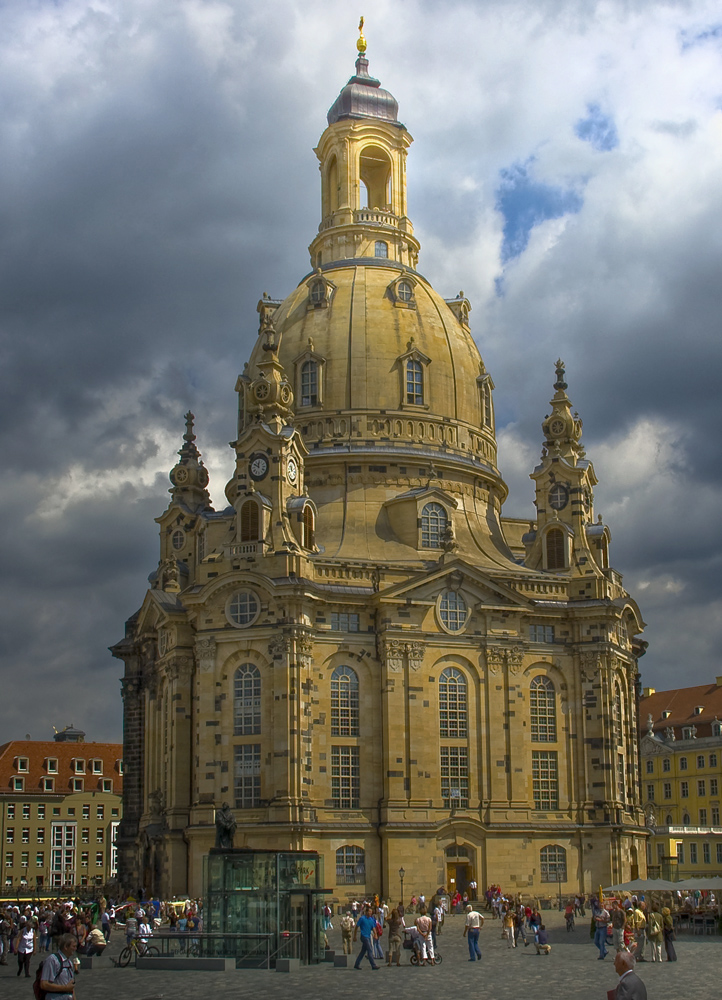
[327,54,400,127]
[247,259,501,487]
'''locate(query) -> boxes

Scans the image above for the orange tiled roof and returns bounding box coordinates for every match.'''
[0,740,123,794]
[639,682,722,735]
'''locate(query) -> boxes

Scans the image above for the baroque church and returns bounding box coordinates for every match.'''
[112,28,648,901]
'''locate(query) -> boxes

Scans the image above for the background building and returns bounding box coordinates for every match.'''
[113,32,648,902]
[0,727,123,898]
[640,679,722,879]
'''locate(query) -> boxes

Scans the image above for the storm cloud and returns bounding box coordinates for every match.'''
[1,0,720,741]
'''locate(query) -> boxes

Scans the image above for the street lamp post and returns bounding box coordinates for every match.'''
[399,867,405,906]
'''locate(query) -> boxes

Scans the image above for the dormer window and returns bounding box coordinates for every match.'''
[72,778,84,792]
[421,502,448,549]
[91,760,103,775]
[74,760,85,774]
[117,760,125,775]
[375,240,388,258]
[46,759,58,774]
[406,359,423,405]
[305,273,335,310]
[309,279,326,305]
[662,711,671,719]
[301,360,318,407]
[16,758,29,773]
[388,275,417,308]
[694,706,704,715]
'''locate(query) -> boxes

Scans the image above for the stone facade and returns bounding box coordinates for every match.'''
[111,36,648,902]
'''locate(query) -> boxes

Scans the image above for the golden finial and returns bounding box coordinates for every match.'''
[357,16,367,54]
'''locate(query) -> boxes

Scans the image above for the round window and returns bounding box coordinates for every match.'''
[438,590,467,632]
[226,591,260,628]
[397,280,413,302]
[171,530,185,550]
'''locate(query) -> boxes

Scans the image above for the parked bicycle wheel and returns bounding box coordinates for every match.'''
[144,945,160,957]
[117,945,133,967]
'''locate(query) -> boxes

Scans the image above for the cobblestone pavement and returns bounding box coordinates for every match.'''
[1,910,719,1000]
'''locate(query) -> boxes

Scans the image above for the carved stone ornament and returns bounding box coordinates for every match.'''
[166,656,193,683]
[120,676,143,702]
[485,644,525,675]
[507,646,525,674]
[294,635,313,664]
[486,646,506,676]
[195,635,217,673]
[382,639,405,673]
[407,642,424,672]
[580,651,601,682]
[268,634,290,658]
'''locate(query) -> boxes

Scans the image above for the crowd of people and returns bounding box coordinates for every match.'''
[591,895,677,963]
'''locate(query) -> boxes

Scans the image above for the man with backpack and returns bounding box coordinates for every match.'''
[38,932,77,998]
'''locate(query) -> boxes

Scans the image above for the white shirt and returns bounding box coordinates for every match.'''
[465,910,482,929]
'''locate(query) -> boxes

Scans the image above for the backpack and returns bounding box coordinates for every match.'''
[32,963,46,1000]
[33,953,68,1000]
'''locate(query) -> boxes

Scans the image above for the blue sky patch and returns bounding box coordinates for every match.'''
[680,24,722,51]
[495,159,585,264]
[575,103,619,152]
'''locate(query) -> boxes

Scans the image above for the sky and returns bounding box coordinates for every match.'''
[1,0,721,743]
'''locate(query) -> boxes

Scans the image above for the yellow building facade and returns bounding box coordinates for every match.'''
[0,728,123,897]
[112,34,648,902]
[640,680,722,879]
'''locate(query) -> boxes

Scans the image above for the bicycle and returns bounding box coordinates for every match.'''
[117,937,160,966]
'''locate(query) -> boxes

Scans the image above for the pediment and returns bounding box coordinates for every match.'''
[377,559,534,610]
[135,588,187,634]
[640,734,669,756]
[383,485,459,510]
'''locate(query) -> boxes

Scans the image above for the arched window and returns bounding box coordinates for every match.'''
[406,359,423,405]
[530,676,556,742]
[439,667,467,738]
[665,814,673,826]
[481,381,493,428]
[302,506,315,549]
[439,591,467,632]
[240,499,260,542]
[546,528,565,570]
[234,664,261,736]
[301,360,319,406]
[421,502,448,548]
[331,665,359,736]
[327,155,338,214]
[172,529,185,550]
[683,813,690,826]
[375,240,388,258]
[336,845,365,884]
[540,845,567,883]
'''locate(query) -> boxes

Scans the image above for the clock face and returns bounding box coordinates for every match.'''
[287,458,298,484]
[549,418,565,437]
[254,381,270,401]
[280,384,292,404]
[173,467,188,485]
[198,468,209,488]
[249,454,269,481]
[548,483,569,510]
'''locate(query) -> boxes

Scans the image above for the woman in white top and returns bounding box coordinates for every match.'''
[16,919,36,978]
